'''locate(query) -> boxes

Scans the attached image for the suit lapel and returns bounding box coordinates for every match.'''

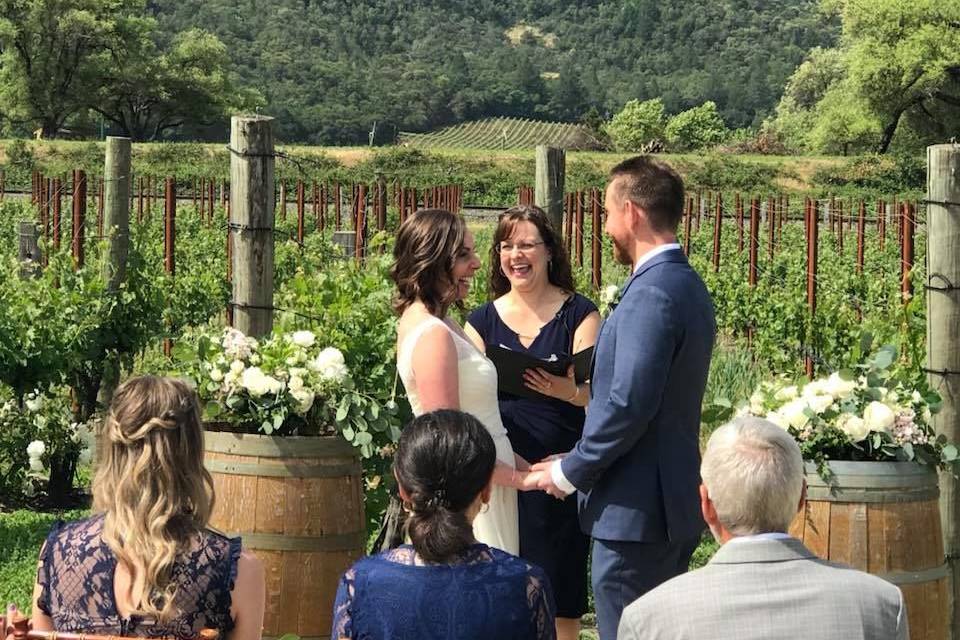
[588,248,687,392]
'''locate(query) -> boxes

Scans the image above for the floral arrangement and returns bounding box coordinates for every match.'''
[599,284,621,316]
[740,345,957,472]
[181,327,397,455]
[0,387,95,499]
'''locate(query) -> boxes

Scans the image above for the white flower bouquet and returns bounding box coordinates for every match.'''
[187,327,357,437]
[741,345,956,472]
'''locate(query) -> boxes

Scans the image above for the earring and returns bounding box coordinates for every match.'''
[480,503,490,514]
[402,500,413,514]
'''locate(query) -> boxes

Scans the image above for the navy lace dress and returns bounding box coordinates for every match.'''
[36,515,241,639]
[331,544,556,640]
[467,293,596,619]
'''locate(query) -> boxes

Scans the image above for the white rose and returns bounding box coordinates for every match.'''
[923,407,932,423]
[289,376,304,392]
[249,354,261,364]
[290,367,307,378]
[230,360,246,375]
[802,379,828,398]
[292,330,316,348]
[319,362,349,383]
[292,388,315,414]
[806,394,834,415]
[837,413,870,442]
[748,391,766,415]
[25,396,44,413]
[911,390,922,404]
[241,367,283,397]
[210,368,224,382]
[311,347,346,372]
[29,456,44,472]
[824,372,857,399]
[286,356,298,367]
[26,440,46,458]
[765,410,789,430]
[774,385,799,402]
[780,398,811,430]
[863,401,896,433]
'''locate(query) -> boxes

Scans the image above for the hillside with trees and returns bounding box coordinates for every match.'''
[144,0,835,143]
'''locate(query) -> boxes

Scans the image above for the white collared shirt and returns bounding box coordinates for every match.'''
[550,242,683,496]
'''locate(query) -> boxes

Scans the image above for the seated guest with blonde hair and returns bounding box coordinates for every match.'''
[618,417,908,640]
[25,376,265,640]
[332,409,556,640]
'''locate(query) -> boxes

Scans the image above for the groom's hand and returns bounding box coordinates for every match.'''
[537,472,568,499]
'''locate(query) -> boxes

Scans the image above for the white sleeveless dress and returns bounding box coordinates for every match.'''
[397,315,520,555]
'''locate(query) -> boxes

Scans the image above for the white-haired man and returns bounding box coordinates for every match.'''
[618,417,908,640]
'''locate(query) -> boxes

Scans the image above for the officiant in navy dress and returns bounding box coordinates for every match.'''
[466,205,600,640]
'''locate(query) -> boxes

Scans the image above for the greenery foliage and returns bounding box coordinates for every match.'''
[664,102,729,151]
[604,99,666,151]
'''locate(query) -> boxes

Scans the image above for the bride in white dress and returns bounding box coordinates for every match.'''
[392,208,543,555]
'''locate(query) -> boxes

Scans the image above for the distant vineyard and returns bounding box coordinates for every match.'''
[398,117,605,151]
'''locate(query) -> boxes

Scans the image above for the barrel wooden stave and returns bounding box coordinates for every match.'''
[205,431,364,640]
[789,462,947,640]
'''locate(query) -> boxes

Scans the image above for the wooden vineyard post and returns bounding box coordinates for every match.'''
[313,181,320,231]
[767,197,775,260]
[200,177,207,220]
[0,169,5,201]
[99,137,132,407]
[52,177,61,251]
[590,188,602,291]
[96,177,104,238]
[747,198,759,346]
[926,144,960,638]
[335,182,342,230]
[163,177,176,358]
[535,145,565,232]
[712,192,722,271]
[901,202,915,302]
[683,196,692,256]
[18,222,41,278]
[735,192,743,253]
[878,199,886,250]
[193,178,199,211]
[208,178,215,222]
[856,199,866,274]
[575,191,584,267]
[355,184,367,264]
[72,170,86,269]
[137,177,144,223]
[229,115,275,338]
[805,197,818,380]
[377,177,387,234]
[564,192,574,256]
[296,179,305,246]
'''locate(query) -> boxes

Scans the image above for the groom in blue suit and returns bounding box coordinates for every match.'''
[534,156,716,640]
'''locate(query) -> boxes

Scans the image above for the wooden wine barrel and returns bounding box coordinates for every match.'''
[789,461,947,640]
[204,429,366,640]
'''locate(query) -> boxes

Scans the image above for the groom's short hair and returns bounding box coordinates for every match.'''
[609,156,684,233]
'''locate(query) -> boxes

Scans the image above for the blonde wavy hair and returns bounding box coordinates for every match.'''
[92,375,215,622]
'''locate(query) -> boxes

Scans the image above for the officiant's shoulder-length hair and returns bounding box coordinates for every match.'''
[391,208,467,317]
[489,205,575,297]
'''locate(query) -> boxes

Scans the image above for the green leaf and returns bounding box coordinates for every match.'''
[355,431,373,446]
[943,445,958,462]
[335,395,350,422]
[261,420,273,435]
[342,425,355,441]
[204,401,222,418]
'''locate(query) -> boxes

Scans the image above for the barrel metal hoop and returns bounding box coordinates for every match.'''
[204,459,361,478]
[805,486,939,503]
[876,563,950,586]
[233,531,364,552]
[204,430,355,458]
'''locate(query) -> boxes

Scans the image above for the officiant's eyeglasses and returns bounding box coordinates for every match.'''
[496,241,545,254]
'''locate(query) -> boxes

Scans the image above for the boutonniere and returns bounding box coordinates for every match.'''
[600,284,622,317]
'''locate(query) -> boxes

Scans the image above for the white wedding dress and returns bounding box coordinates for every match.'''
[397,315,520,555]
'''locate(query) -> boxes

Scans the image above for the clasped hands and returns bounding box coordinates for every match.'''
[515,453,569,499]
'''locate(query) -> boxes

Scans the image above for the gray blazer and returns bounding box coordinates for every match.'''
[618,537,908,640]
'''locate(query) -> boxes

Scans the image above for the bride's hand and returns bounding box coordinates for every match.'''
[519,470,543,491]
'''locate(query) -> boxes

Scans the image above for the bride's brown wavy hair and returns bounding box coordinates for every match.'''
[92,375,214,622]
[390,208,468,317]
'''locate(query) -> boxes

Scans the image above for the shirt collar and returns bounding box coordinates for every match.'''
[725,532,793,545]
[633,243,682,274]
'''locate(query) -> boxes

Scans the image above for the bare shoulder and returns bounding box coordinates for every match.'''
[236,551,264,584]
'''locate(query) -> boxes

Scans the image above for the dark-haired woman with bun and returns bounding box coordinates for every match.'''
[331,410,556,640]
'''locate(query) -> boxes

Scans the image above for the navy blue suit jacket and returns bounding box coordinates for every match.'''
[560,247,715,543]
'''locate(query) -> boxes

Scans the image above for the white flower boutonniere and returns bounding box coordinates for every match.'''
[600,285,622,317]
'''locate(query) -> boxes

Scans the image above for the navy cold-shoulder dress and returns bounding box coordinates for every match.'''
[468,293,595,619]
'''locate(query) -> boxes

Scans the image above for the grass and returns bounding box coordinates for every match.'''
[0,508,88,613]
